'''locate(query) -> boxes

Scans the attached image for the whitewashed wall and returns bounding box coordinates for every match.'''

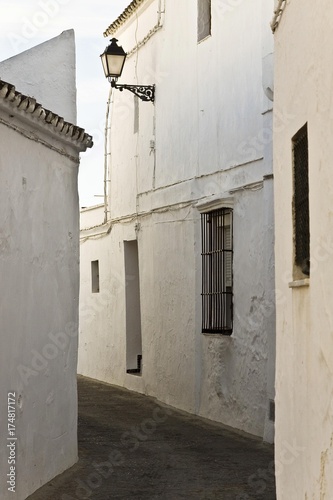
[274,0,333,497]
[0,32,81,499]
[0,30,77,124]
[0,122,80,500]
[79,0,275,441]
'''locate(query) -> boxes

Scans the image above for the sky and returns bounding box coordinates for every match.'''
[0,0,130,207]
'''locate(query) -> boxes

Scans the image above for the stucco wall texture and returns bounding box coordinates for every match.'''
[0,30,77,124]
[0,31,81,499]
[79,0,276,442]
[274,0,333,498]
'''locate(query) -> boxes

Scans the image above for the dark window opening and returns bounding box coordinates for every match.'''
[198,0,211,42]
[91,260,100,293]
[293,124,310,277]
[201,208,233,334]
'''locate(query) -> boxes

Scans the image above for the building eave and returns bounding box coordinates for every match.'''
[0,79,93,151]
[103,0,148,37]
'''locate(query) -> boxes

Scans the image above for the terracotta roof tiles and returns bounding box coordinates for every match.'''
[104,0,147,37]
[0,79,93,150]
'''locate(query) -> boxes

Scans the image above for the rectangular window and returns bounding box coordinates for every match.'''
[91,260,100,293]
[198,0,211,42]
[292,124,310,278]
[201,208,233,334]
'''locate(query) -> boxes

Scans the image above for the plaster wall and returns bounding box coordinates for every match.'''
[273,0,333,497]
[0,121,80,499]
[0,30,77,124]
[79,208,146,396]
[80,204,105,229]
[79,0,276,440]
[0,30,82,499]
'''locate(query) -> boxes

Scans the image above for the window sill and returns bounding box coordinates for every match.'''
[202,333,233,338]
[197,34,212,44]
[288,278,310,288]
[126,371,142,377]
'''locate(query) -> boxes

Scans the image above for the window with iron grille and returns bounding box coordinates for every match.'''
[198,0,211,42]
[293,124,310,277]
[201,208,233,334]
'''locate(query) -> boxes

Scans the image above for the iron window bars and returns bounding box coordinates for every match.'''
[201,208,233,334]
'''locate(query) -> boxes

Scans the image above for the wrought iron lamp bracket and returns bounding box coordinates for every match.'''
[110,78,155,102]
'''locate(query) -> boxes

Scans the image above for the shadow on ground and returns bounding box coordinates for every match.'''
[28,376,276,499]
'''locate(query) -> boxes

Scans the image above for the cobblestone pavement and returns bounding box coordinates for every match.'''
[28,376,276,499]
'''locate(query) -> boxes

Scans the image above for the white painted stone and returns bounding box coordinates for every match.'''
[0,30,77,124]
[273,0,333,497]
[79,0,276,441]
[0,33,85,499]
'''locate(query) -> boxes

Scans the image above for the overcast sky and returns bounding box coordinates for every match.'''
[0,0,130,207]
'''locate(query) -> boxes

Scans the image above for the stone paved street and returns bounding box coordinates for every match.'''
[28,376,276,499]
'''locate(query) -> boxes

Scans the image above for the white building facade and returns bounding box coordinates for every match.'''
[0,31,92,499]
[79,0,275,442]
[273,1,333,497]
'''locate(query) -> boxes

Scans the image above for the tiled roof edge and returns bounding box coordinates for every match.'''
[0,79,93,150]
[103,0,148,37]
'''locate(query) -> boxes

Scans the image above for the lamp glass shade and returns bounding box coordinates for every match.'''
[100,38,127,79]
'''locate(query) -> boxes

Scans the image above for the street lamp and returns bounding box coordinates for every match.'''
[100,38,155,103]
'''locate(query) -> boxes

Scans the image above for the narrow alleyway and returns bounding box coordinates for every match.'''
[28,376,276,499]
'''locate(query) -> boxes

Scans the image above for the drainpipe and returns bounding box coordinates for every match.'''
[103,86,113,224]
[104,0,165,222]
[127,0,165,57]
